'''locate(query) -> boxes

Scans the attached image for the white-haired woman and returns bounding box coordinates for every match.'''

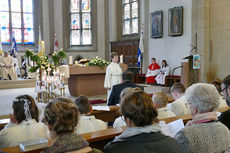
[175,83,230,153]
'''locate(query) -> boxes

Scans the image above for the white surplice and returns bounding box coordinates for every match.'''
[155,66,170,85]
[13,57,20,76]
[104,62,122,101]
[0,56,18,80]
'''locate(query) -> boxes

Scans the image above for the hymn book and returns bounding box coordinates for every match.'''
[159,119,185,137]
[19,138,48,152]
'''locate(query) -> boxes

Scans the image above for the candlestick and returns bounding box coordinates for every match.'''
[69,56,73,65]
[120,55,123,63]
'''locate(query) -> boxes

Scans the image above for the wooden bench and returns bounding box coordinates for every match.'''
[91,105,120,122]
[165,75,181,87]
[135,74,146,83]
[1,114,190,152]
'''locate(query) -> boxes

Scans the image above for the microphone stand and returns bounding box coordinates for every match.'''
[168,65,183,92]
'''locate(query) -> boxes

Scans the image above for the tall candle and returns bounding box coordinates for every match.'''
[69,56,73,65]
[120,55,123,63]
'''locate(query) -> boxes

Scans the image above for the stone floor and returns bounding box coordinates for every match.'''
[0,84,169,116]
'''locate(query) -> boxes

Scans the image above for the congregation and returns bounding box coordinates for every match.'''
[1,0,230,153]
[1,73,230,152]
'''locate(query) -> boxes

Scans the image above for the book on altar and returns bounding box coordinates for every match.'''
[159,119,184,137]
[19,138,48,152]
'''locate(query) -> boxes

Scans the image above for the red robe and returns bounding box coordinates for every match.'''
[146,63,160,84]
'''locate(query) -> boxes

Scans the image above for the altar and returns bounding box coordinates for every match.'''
[68,66,107,97]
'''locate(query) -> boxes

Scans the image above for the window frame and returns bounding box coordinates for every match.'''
[122,0,139,37]
[70,0,93,47]
[0,0,34,45]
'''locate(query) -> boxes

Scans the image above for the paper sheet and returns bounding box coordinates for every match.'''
[159,119,184,137]
[92,106,110,111]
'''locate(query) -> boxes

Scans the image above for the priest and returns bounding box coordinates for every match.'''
[0,50,18,80]
[146,58,160,84]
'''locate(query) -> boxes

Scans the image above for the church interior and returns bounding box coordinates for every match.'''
[1,0,230,152]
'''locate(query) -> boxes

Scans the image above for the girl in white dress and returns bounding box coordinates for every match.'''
[104,52,122,102]
[156,60,170,85]
[0,95,50,148]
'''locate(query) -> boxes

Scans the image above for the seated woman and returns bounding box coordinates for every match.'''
[155,60,170,85]
[0,95,50,148]
[211,79,228,109]
[41,101,102,153]
[146,58,160,84]
[152,92,176,119]
[105,88,181,153]
[175,83,230,153]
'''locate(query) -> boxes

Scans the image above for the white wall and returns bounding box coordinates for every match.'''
[149,0,192,75]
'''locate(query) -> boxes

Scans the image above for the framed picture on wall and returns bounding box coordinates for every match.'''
[151,11,163,38]
[168,6,183,36]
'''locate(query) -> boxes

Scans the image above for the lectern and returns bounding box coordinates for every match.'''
[181,55,200,88]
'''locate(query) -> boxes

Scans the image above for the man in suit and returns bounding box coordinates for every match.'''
[108,70,144,106]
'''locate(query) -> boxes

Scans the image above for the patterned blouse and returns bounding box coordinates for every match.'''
[41,132,89,153]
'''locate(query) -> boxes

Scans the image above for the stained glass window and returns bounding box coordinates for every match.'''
[122,0,139,35]
[0,0,34,44]
[0,0,9,11]
[70,0,92,46]
[1,28,10,44]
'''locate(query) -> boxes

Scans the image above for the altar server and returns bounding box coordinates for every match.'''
[156,60,170,85]
[104,52,122,101]
[146,58,160,84]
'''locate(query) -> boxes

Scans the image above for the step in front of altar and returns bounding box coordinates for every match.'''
[0,79,36,90]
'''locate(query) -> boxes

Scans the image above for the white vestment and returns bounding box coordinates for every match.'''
[219,96,228,109]
[76,115,107,134]
[146,68,160,77]
[0,56,18,80]
[170,95,191,116]
[155,66,170,85]
[13,57,20,76]
[157,107,176,119]
[0,119,50,148]
[104,62,122,101]
[113,116,126,128]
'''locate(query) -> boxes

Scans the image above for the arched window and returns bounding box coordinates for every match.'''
[0,0,34,44]
[70,0,92,46]
[122,0,138,36]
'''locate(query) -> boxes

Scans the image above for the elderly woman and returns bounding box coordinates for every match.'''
[0,95,50,148]
[105,88,181,153]
[41,101,102,153]
[175,83,230,153]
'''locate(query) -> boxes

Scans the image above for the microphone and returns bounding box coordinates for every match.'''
[173,65,183,70]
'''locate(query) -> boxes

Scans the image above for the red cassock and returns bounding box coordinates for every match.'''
[146,63,160,84]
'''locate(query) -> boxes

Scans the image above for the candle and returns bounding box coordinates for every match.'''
[120,55,123,63]
[69,56,73,65]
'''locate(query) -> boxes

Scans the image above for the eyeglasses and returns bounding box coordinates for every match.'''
[220,85,229,96]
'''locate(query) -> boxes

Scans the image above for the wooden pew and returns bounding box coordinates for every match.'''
[91,105,120,122]
[0,110,217,153]
[2,107,229,152]
[81,127,126,151]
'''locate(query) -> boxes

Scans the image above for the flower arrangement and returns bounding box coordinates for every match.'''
[25,48,67,73]
[51,48,67,67]
[86,56,110,67]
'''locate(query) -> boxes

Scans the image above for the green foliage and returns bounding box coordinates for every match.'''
[52,49,67,66]
[86,56,110,68]
[29,66,40,73]
[24,48,67,73]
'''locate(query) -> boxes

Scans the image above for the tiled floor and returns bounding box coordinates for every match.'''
[0,84,168,116]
